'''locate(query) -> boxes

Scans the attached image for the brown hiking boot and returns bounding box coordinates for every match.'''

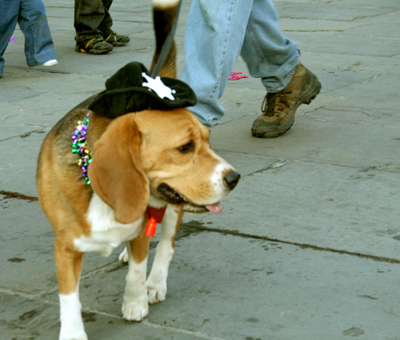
[251,63,321,138]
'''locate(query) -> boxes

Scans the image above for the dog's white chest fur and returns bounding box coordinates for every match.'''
[74,193,143,256]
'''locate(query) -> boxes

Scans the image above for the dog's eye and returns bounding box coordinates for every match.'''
[177,141,195,154]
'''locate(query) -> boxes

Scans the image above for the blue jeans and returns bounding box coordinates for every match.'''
[0,0,56,76]
[179,0,300,126]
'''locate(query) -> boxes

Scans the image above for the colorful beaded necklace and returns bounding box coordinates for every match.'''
[70,112,166,237]
[71,113,92,185]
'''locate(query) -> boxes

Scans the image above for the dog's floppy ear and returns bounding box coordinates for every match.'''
[88,114,149,224]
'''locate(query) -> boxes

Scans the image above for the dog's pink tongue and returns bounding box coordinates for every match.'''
[205,202,223,213]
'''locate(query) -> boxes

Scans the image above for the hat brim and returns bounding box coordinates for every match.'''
[88,62,196,118]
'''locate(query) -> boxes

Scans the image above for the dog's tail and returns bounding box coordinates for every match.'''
[150,0,180,78]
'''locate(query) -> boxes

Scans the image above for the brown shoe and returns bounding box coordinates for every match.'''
[251,63,321,138]
[75,37,113,55]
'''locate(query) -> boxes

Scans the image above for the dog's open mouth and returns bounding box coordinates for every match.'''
[157,183,223,213]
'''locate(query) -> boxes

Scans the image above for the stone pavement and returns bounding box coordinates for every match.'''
[1,0,400,339]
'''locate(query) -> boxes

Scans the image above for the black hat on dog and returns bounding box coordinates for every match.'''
[88,62,197,118]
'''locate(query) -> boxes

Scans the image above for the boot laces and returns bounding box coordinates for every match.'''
[261,91,292,117]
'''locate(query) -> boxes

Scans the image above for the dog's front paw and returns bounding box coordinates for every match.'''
[122,300,149,321]
[59,336,88,340]
[119,247,129,263]
[59,317,88,340]
[59,330,88,340]
[147,283,167,304]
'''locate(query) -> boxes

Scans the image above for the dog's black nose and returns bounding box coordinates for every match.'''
[224,171,241,190]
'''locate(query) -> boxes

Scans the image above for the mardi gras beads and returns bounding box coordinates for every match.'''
[71,113,92,185]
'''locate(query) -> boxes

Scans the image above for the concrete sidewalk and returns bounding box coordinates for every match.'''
[1,0,400,339]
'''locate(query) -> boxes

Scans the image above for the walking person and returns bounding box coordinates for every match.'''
[0,0,58,78]
[179,0,321,138]
[74,0,130,54]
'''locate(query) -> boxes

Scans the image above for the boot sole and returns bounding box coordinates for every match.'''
[109,41,129,47]
[75,45,112,55]
[252,69,321,138]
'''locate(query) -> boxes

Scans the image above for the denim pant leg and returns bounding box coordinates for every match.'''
[19,0,56,66]
[180,0,254,126]
[0,0,21,75]
[180,0,300,126]
[241,0,300,92]
[74,0,113,41]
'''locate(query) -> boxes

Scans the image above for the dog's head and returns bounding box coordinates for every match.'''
[88,109,240,224]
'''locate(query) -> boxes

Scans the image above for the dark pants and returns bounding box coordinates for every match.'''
[74,0,113,42]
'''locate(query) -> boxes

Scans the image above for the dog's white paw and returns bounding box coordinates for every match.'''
[59,315,88,340]
[122,301,149,321]
[59,331,88,340]
[119,247,129,263]
[147,284,167,305]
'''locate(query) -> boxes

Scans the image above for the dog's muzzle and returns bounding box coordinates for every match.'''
[156,170,240,214]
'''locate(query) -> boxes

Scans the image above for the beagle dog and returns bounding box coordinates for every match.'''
[37,79,240,340]
[37,4,239,340]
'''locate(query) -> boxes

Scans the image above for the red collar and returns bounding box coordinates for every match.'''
[145,205,167,237]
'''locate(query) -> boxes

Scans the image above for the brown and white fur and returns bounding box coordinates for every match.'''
[37,1,239,340]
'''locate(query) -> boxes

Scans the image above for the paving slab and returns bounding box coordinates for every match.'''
[150,232,400,340]
[19,231,400,340]
[0,86,43,103]
[344,23,400,39]
[0,293,209,340]
[210,112,400,172]
[275,2,394,21]
[299,51,400,76]
[279,18,367,32]
[0,71,106,93]
[182,158,400,260]
[0,196,127,295]
[0,131,47,196]
[286,31,399,57]
[1,92,96,126]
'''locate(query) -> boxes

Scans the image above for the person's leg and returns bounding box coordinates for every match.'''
[245,0,320,138]
[18,0,57,67]
[74,0,105,42]
[0,0,21,76]
[180,0,320,135]
[98,0,113,35]
[74,0,113,54]
[100,0,130,47]
[241,0,299,92]
[179,0,254,127]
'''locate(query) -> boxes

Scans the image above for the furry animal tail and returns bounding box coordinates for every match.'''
[150,0,181,78]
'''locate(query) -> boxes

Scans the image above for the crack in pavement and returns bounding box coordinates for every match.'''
[180,222,400,264]
[0,190,38,201]
[2,190,399,264]
[0,129,46,142]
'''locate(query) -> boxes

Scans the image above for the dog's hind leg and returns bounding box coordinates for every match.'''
[146,206,184,304]
[122,233,151,321]
[55,239,87,340]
